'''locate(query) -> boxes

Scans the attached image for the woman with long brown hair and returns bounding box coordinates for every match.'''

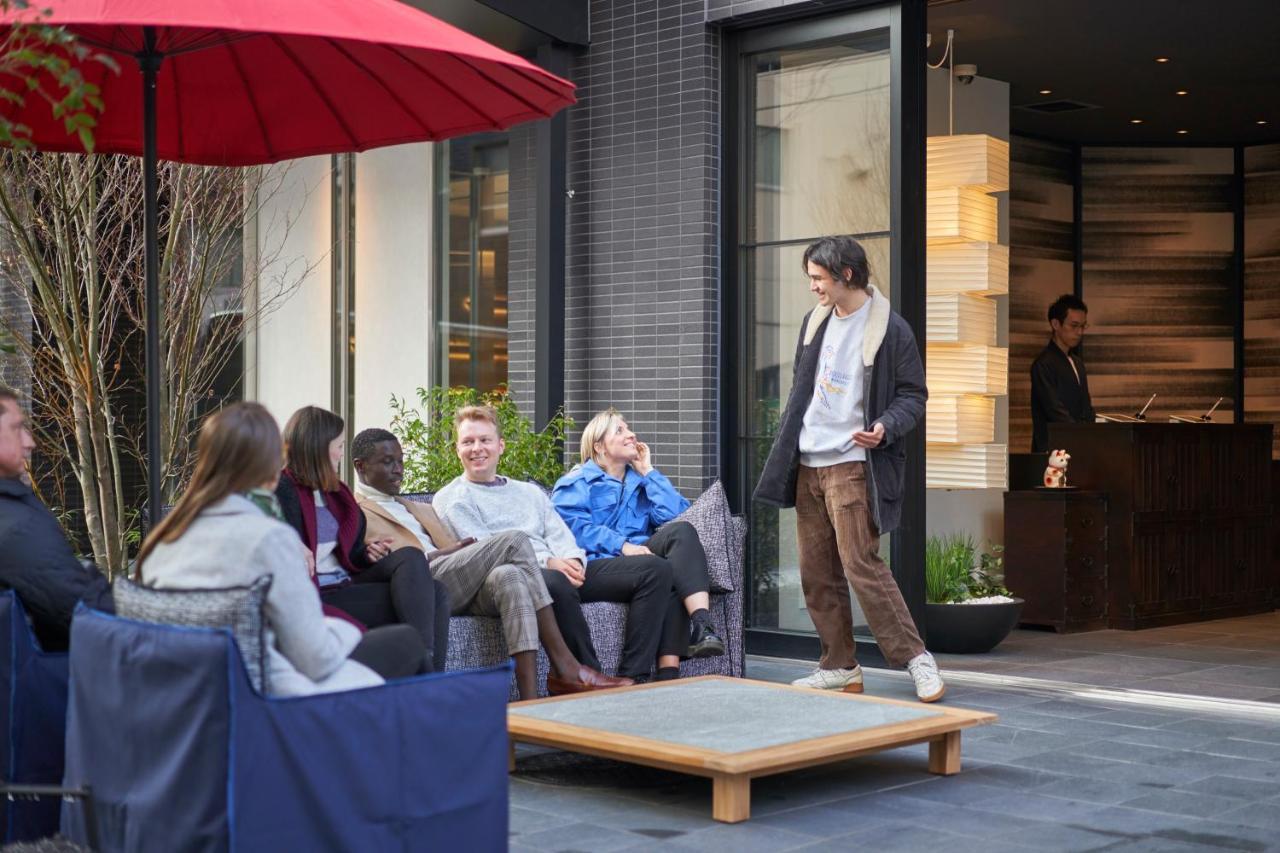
[275,406,450,672]
[138,402,426,695]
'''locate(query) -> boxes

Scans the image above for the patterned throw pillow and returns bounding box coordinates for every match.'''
[113,575,272,694]
[672,480,737,593]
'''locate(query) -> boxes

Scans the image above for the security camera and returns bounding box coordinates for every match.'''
[954,64,977,85]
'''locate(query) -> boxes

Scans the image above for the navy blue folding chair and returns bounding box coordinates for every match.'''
[0,590,71,842]
[61,606,511,852]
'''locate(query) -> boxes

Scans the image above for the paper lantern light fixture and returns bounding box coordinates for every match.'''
[926,134,1010,194]
[927,444,1007,490]
[926,131,1009,489]
[927,395,996,445]
[926,242,1008,296]
[925,187,999,245]
[927,344,1008,396]
[926,293,997,346]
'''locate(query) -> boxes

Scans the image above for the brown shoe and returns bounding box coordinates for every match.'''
[546,665,634,696]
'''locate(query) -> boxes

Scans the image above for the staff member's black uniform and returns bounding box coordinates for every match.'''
[1030,341,1095,452]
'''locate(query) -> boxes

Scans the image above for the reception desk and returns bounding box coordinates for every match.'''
[1033,423,1275,629]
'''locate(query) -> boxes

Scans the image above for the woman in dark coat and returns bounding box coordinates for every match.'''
[275,406,450,672]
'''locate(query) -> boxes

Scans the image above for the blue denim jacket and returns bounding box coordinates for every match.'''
[552,460,690,561]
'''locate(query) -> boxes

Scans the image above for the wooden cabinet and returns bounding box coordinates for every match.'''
[1004,490,1108,632]
[1047,423,1275,629]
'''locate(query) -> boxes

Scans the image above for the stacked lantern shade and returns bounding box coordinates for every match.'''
[925,134,1010,489]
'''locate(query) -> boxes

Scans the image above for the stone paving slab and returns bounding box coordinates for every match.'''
[508,657,1280,851]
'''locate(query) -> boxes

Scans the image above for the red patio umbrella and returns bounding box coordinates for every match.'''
[0,0,576,521]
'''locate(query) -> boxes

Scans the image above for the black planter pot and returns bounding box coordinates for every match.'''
[924,598,1024,654]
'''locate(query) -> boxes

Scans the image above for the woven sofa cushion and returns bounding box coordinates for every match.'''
[671,480,736,593]
[113,575,272,694]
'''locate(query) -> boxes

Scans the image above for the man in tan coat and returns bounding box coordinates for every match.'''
[351,428,628,699]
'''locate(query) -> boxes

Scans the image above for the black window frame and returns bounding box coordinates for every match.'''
[719,0,928,661]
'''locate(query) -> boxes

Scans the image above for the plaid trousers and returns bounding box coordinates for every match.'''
[428,530,551,655]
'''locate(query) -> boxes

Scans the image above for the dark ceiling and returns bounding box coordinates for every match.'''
[926,0,1280,146]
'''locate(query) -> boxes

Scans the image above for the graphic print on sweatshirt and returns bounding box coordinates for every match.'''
[816,344,857,411]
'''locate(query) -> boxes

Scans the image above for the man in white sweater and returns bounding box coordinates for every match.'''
[351,428,629,699]
[433,406,677,683]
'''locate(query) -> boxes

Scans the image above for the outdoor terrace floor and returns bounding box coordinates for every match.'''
[509,652,1280,852]
[931,610,1280,705]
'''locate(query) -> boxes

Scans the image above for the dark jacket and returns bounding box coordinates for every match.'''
[0,477,113,650]
[552,460,690,561]
[275,471,371,580]
[1030,340,1095,452]
[754,287,927,535]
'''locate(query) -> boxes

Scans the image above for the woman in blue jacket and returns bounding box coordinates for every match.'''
[553,409,724,682]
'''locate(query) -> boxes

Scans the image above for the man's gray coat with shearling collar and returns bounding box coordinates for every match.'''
[753,285,927,535]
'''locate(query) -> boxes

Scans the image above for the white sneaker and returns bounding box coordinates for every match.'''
[791,666,864,693]
[907,652,946,703]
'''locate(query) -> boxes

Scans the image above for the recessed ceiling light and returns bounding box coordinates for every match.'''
[1176,129,1189,135]
[1155,57,1170,63]
[1038,88,1052,95]
[1258,120,1269,126]
[1130,118,1144,124]
[1175,90,1189,96]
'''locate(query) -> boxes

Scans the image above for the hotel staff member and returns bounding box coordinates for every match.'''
[1031,294,1095,452]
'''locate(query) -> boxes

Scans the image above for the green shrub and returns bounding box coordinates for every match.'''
[925,533,975,603]
[389,386,575,493]
[925,534,1012,603]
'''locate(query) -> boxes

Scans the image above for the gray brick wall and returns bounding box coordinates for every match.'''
[506,123,536,420]
[558,0,722,495]
[705,0,852,24]
[508,0,852,491]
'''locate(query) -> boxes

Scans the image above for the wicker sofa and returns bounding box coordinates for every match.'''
[404,481,746,700]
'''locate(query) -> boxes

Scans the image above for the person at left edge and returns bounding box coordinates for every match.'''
[0,385,113,651]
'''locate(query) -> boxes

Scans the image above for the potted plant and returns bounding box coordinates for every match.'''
[924,534,1023,654]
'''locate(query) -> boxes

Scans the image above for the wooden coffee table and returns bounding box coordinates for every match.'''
[507,676,996,823]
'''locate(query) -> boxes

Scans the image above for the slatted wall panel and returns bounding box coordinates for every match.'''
[1244,143,1280,459]
[1081,148,1235,421]
[1009,136,1074,451]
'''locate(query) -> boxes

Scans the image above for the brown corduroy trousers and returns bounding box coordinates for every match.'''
[794,462,925,669]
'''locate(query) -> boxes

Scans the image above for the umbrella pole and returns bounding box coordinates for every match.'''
[141,27,163,529]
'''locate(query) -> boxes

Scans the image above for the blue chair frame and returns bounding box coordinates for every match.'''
[0,590,70,842]
[62,607,512,852]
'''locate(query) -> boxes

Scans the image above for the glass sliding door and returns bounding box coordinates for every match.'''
[727,4,926,648]
[435,132,511,393]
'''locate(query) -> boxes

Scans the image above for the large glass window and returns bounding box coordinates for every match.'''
[435,133,510,392]
[740,29,893,635]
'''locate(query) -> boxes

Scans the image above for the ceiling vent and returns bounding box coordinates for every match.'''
[1017,99,1098,114]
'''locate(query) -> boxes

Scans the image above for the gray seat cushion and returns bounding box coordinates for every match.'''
[113,575,272,694]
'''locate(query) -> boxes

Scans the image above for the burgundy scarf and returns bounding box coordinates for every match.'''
[281,469,365,575]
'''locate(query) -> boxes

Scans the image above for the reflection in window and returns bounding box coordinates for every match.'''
[435,133,509,392]
[742,31,891,635]
[196,226,245,423]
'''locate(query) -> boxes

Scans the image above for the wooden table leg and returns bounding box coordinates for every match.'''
[508,740,517,773]
[928,731,961,775]
[712,774,750,823]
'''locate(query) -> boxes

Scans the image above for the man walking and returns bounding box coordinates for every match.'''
[754,236,944,702]
[1030,294,1095,452]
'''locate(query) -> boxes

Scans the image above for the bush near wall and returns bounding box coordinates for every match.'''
[389,386,574,493]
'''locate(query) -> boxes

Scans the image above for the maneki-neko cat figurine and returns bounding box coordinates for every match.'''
[1043,449,1070,488]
